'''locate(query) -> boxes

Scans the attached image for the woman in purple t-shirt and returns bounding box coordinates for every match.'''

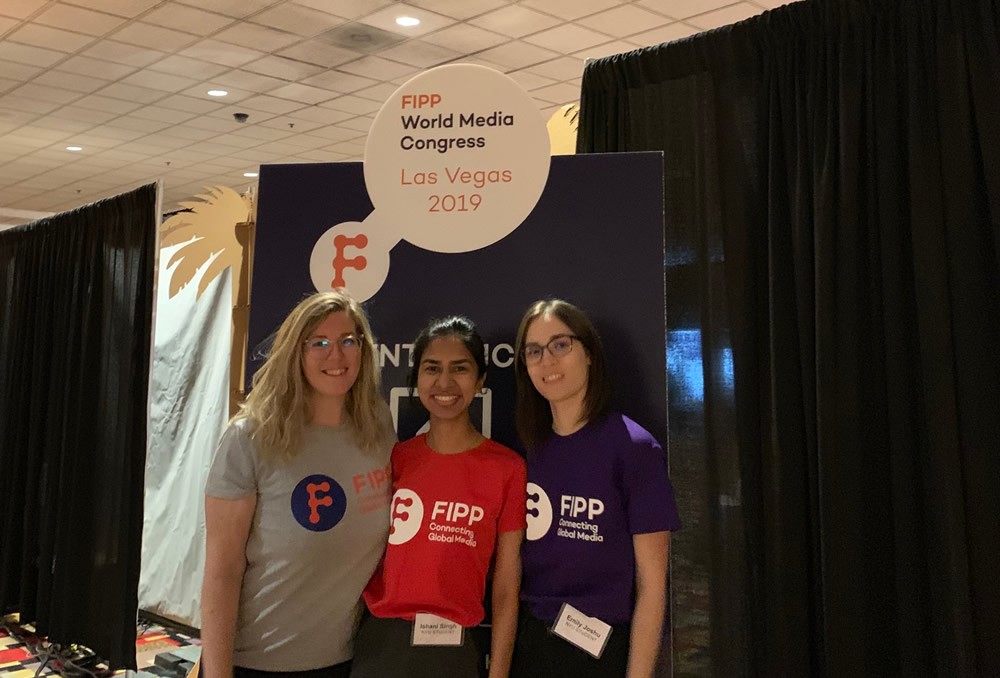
[510,299,681,678]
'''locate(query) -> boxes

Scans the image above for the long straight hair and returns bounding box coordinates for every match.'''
[514,299,611,450]
[234,291,390,460]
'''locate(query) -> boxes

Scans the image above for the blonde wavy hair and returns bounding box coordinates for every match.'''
[234,291,389,460]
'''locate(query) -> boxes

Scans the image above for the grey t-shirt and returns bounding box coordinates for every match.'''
[206,414,393,671]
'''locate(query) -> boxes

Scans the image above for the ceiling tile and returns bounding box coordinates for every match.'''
[215,23,302,51]
[156,125,219,142]
[179,39,267,67]
[111,22,200,51]
[280,105,355,124]
[9,83,81,105]
[0,0,47,20]
[278,40,360,68]
[267,83,339,105]
[75,92,147,112]
[307,125,364,143]
[524,56,586,81]
[352,82,398,102]
[34,4,123,35]
[0,94,61,115]
[113,116,173,133]
[635,0,732,21]
[148,55,230,80]
[337,56,416,80]
[318,94,381,115]
[0,59,43,81]
[757,0,800,8]
[299,69,378,93]
[81,41,166,67]
[211,69,287,93]
[176,0,284,19]
[236,94,309,115]
[121,69,201,93]
[0,17,17,33]
[359,3,456,38]
[48,105,119,125]
[96,82,169,105]
[379,40,462,68]
[157,93,227,114]
[6,23,96,52]
[338,116,373,133]
[142,4,234,36]
[421,24,507,53]
[60,0,161,18]
[506,69,558,91]
[291,0,394,21]
[577,5,673,38]
[241,55,325,80]
[573,40,637,61]
[627,22,701,47]
[469,6,561,38]
[0,42,66,68]
[519,0,624,22]
[258,116,326,133]
[687,3,763,30]
[530,81,580,105]
[523,24,612,52]
[407,0,507,21]
[32,115,95,133]
[130,105,199,124]
[477,41,559,70]
[250,4,348,36]
[57,55,137,79]
[34,70,110,94]
[80,124,147,141]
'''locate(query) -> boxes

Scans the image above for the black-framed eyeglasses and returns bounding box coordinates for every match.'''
[522,334,578,365]
[303,335,362,355]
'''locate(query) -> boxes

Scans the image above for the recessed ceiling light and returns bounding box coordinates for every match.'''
[395,16,420,27]
[207,89,228,97]
[65,146,82,151]
[243,172,259,178]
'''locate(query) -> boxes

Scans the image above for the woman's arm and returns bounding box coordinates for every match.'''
[488,529,524,678]
[626,531,670,678]
[200,495,256,678]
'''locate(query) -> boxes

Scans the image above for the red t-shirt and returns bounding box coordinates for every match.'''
[363,435,527,627]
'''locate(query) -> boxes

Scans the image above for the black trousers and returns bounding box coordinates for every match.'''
[233,662,352,678]
[349,614,481,678]
[510,608,630,678]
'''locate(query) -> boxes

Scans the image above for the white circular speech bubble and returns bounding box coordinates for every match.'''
[365,64,551,253]
[309,218,397,301]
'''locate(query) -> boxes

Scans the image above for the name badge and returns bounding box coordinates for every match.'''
[550,603,612,659]
[411,613,464,646]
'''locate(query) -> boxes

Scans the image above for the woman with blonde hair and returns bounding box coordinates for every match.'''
[201,291,395,678]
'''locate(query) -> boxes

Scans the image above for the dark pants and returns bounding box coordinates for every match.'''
[349,614,480,678]
[233,663,352,678]
[510,608,630,678]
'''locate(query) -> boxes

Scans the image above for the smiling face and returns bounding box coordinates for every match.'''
[416,335,485,424]
[300,311,362,403]
[524,313,590,414]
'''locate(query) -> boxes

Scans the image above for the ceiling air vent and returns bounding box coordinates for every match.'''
[317,22,407,54]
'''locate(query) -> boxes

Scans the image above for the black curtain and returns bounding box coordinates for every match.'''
[0,183,158,669]
[578,0,1000,676]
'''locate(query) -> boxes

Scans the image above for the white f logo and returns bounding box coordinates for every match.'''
[525,482,553,541]
[388,488,423,545]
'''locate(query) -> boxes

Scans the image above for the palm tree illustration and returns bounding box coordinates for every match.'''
[161,185,255,416]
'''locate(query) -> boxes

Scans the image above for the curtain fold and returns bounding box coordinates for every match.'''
[578,1,1000,676]
[0,183,158,669]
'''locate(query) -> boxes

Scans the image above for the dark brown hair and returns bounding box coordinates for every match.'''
[513,299,611,450]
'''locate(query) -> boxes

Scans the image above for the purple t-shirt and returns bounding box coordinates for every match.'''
[521,413,681,624]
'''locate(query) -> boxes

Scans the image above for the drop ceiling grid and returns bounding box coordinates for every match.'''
[0,0,782,221]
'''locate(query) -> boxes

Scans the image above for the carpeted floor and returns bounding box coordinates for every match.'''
[0,618,200,677]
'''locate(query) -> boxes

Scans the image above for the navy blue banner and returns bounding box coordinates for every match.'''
[250,152,665,450]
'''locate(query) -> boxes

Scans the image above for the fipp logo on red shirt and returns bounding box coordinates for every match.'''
[389,488,424,545]
[291,474,347,532]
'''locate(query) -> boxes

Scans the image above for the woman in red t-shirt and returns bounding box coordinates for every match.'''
[352,316,527,678]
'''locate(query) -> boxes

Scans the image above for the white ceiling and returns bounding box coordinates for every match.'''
[0,0,786,228]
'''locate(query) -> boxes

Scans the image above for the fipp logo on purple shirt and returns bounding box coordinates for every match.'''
[291,474,347,532]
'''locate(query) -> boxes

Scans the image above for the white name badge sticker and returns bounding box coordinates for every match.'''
[551,603,613,659]
[411,613,464,646]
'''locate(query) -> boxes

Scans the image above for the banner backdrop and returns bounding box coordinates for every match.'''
[249,152,665,450]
